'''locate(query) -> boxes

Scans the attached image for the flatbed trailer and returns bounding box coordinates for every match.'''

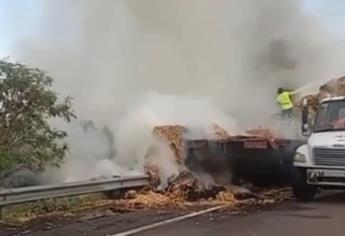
[185,136,306,186]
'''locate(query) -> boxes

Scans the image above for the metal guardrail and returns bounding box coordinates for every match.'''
[0,175,149,207]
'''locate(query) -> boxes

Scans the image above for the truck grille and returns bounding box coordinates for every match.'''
[313,148,345,166]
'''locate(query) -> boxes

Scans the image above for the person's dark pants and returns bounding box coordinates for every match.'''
[281,108,293,119]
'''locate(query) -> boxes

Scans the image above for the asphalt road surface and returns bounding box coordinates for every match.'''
[2,191,345,236]
[138,192,345,236]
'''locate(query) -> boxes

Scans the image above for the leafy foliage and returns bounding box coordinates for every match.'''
[0,59,76,183]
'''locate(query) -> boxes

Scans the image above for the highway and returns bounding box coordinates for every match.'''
[2,191,345,236]
[139,192,345,236]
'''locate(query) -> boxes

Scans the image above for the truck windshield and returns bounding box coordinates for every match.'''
[314,100,345,132]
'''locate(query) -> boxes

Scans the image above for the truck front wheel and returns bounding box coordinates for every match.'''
[291,167,317,202]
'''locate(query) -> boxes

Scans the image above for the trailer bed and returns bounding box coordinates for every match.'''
[184,136,306,186]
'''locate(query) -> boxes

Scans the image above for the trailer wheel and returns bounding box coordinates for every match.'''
[291,167,317,202]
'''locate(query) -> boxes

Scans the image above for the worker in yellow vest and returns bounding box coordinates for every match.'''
[277,87,294,119]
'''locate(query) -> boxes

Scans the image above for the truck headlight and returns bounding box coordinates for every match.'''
[294,152,306,162]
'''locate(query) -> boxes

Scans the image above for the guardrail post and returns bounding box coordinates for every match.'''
[107,189,127,199]
[0,206,6,221]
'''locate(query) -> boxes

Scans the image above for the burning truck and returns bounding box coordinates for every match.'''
[145,75,345,195]
[148,124,305,190]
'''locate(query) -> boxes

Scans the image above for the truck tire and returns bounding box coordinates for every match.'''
[291,167,317,202]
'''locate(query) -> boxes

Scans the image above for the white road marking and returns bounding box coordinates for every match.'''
[108,205,227,236]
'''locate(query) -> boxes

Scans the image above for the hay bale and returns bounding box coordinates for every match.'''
[152,125,187,164]
[296,75,345,111]
[212,123,231,139]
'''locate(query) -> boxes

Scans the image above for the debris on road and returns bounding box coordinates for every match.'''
[117,190,186,210]
[115,186,292,212]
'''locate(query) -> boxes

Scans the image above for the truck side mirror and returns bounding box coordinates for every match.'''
[301,98,311,136]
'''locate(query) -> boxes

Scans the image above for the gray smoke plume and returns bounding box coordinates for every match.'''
[3,0,345,183]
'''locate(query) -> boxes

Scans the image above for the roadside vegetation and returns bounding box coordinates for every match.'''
[0,59,76,185]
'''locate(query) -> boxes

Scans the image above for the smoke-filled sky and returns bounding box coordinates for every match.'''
[1,0,345,54]
[1,0,345,182]
[1,0,345,122]
[1,0,345,130]
[303,0,345,35]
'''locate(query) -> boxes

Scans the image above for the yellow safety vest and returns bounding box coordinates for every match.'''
[277,91,294,110]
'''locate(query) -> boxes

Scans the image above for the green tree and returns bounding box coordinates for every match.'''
[0,59,76,183]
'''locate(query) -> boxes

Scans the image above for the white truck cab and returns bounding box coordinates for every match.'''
[292,96,345,201]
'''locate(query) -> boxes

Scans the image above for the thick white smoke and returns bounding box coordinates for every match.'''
[3,0,345,182]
